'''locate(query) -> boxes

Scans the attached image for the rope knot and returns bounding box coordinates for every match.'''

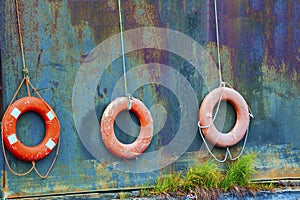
[126,93,133,110]
[22,68,29,78]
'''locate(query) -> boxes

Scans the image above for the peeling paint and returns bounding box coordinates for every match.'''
[0,0,299,198]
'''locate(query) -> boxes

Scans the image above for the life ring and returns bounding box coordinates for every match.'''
[100,97,153,159]
[2,96,60,162]
[199,87,250,148]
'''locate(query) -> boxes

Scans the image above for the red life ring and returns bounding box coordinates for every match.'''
[199,87,250,148]
[100,97,153,159]
[2,96,60,162]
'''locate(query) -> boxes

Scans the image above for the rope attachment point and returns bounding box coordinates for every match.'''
[22,68,29,79]
[197,83,253,162]
[2,77,60,178]
[126,93,133,110]
[197,0,253,162]
[16,0,30,80]
[198,120,249,162]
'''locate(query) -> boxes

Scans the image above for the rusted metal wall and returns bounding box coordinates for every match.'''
[0,0,299,198]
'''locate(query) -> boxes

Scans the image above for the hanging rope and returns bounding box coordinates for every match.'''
[33,139,61,179]
[198,124,228,163]
[214,0,223,86]
[117,0,132,109]
[1,0,60,178]
[197,121,250,162]
[117,0,129,94]
[2,77,60,178]
[198,0,253,162]
[15,0,29,79]
[15,0,32,99]
[1,126,35,176]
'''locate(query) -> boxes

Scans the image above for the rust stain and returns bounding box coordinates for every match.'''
[124,0,164,64]
[132,1,157,26]
[67,0,119,44]
[1,0,300,198]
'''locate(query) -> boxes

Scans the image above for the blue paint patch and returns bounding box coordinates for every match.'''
[1,0,300,198]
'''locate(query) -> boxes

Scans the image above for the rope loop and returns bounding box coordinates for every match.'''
[197,124,228,163]
[22,68,29,78]
[248,106,254,118]
[33,138,61,179]
[126,93,133,110]
[226,129,249,161]
[2,0,60,178]
[199,82,226,130]
[198,82,252,162]
[2,77,60,178]
[197,122,249,162]
[1,126,35,176]
[197,0,252,162]
[222,81,233,89]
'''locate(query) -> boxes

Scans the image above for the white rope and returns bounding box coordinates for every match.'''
[197,0,253,162]
[198,122,250,162]
[198,82,226,129]
[197,0,227,163]
[117,0,128,96]
[214,0,223,86]
[198,124,228,163]
[227,128,249,161]
[198,0,225,131]
[117,0,133,110]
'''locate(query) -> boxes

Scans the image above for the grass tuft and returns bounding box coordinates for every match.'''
[140,184,152,197]
[144,154,266,199]
[220,153,256,191]
[153,172,182,195]
[118,191,130,199]
[183,160,223,191]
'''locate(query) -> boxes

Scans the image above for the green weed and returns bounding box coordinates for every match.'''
[183,160,223,191]
[220,154,256,191]
[140,185,152,197]
[148,154,259,198]
[118,191,130,199]
[248,182,275,191]
[153,172,182,194]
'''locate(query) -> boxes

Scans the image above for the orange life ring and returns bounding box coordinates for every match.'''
[1,96,60,162]
[100,97,153,159]
[199,87,250,148]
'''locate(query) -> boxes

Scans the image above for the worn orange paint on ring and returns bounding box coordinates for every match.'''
[100,97,153,159]
[199,87,250,148]
[2,96,60,162]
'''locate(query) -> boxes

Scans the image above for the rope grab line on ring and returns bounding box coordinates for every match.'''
[0,0,61,179]
[1,77,61,178]
[98,0,154,160]
[197,0,254,162]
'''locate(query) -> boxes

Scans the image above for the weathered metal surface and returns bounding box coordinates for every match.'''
[0,0,299,198]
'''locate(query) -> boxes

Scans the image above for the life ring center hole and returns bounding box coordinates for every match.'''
[114,110,141,144]
[213,101,237,133]
[16,111,46,146]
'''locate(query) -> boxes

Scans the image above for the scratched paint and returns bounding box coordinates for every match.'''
[0,0,299,198]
